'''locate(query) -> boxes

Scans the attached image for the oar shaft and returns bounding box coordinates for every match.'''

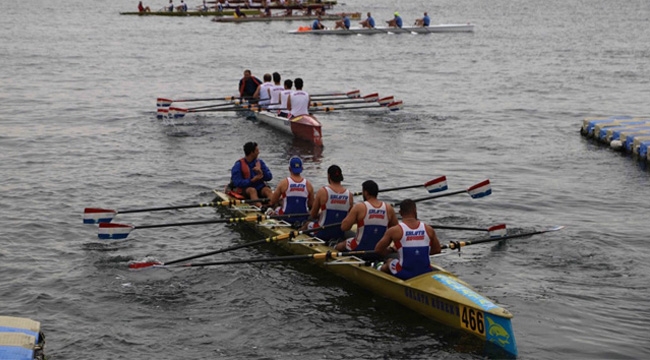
[117,198,270,215]
[179,250,374,267]
[134,213,310,230]
[432,225,489,232]
[398,189,465,206]
[442,226,564,249]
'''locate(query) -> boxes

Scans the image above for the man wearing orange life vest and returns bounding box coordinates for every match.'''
[230,142,273,207]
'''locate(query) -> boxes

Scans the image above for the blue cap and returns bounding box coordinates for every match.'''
[290,156,303,174]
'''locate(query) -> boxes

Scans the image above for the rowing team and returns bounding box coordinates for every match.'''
[226,141,442,280]
[312,11,430,30]
[238,70,311,118]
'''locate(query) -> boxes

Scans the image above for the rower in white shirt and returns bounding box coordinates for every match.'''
[277,79,293,117]
[253,73,274,107]
[287,78,310,117]
[267,72,285,110]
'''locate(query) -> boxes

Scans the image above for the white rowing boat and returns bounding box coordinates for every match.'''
[289,23,475,35]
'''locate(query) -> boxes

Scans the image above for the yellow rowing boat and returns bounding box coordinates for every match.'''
[212,190,518,357]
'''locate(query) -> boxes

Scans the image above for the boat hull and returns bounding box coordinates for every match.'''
[254,111,323,146]
[290,24,475,35]
[211,191,518,357]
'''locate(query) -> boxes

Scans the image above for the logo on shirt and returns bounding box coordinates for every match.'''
[405,230,425,241]
[289,183,306,192]
[329,194,349,204]
[368,208,386,219]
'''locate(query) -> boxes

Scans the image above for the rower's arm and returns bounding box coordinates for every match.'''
[426,224,441,255]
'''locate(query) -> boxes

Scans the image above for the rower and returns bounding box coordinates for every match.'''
[167,0,174,12]
[334,13,351,30]
[229,141,273,208]
[269,157,314,228]
[138,1,151,12]
[302,165,353,243]
[335,180,398,254]
[234,5,246,17]
[267,72,284,110]
[387,12,403,28]
[253,73,274,107]
[312,16,325,30]
[359,12,375,28]
[238,69,261,100]
[375,199,441,279]
[176,0,188,12]
[415,12,430,27]
[287,78,309,117]
[277,79,293,118]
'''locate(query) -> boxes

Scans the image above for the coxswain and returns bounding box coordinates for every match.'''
[238,69,261,100]
[229,141,273,208]
[375,199,441,279]
[287,78,310,117]
[302,165,353,242]
[253,73,274,107]
[335,180,398,253]
[269,157,314,227]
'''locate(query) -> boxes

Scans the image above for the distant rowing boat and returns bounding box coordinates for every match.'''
[211,190,519,358]
[290,23,475,35]
[213,12,360,23]
[120,9,261,16]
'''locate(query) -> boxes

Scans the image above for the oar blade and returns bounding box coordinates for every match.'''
[378,96,394,106]
[467,179,491,199]
[424,176,448,193]
[157,98,172,107]
[346,89,361,98]
[169,107,188,118]
[83,208,117,224]
[488,223,507,237]
[362,92,379,102]
[98,223,134,240]
[387,101,403,111]
[128,261,163,270]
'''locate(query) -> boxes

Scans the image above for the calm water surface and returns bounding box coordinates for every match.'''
[1,0,649,359]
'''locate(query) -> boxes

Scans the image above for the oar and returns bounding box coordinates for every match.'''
[354,175,448,196]
[439,226,565,252]
[312,101,403,112]
[83,198,270,224]
[431,223,507,238]
[310,89,360,99]
[186,101,243,111]
[157,95,247,104]
[128,222,344,269]
[157,250,374,268]
[395,179,491,207]
[98,213,310,240]
[309,93,379,106]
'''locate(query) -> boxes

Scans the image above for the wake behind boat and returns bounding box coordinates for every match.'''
[290,23,475,35]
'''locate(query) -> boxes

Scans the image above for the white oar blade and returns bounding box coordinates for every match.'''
[83,208,117,224]
[363,93,379,102]
[468,179,491,199]
[425,176,448,193]
[488,224,507,238]
[98,223,134,240]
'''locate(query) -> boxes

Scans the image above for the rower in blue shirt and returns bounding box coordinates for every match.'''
[359,12,375,28]
[312,16,325,30]
[415,12,431,27]
[387,12,403,28]
[335,13,350,30]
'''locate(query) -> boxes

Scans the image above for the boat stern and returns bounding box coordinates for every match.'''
[290,114,323,146]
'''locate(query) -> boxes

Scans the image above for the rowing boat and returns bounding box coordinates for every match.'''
[212,12,360,23]
[211,190,518,357]
[253,110,323,146]
[120,9,261,16]
[290,23,475,35]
